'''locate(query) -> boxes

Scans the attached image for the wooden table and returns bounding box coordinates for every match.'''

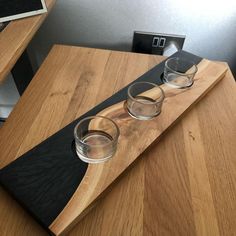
[0,0,56,92]
[0,45,235,236]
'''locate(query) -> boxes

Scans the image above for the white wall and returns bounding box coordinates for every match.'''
[29,0,236,75]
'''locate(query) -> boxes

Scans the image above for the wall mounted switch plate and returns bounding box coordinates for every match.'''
[132,31,185,55]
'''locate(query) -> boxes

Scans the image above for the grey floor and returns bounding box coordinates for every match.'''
[0,73,20,119]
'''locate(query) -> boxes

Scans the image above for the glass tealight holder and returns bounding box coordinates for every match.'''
[74,116,120,163]
[163,57,198,88]
[125,81,165,120]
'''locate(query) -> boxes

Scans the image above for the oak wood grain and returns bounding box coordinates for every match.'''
[0,46,164,236]
[0,0,56,83]
[0,46,235,236]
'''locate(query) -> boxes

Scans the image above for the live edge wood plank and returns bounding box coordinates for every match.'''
[0,0,56,83]
[0,46,165,236]
[0,46,236,236]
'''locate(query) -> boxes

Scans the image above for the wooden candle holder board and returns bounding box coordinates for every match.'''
[0,51,227,235]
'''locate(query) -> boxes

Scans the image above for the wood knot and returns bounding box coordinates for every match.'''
[50,90,70,97]
[188,131,195,141]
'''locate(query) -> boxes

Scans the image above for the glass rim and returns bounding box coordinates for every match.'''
[165,57,198,76]
[127,81,165,105]
[74,115,120,147]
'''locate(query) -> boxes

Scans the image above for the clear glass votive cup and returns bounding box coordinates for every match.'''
[125,81,165,120]
[163,57,198,88]
[74,116,120,163]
